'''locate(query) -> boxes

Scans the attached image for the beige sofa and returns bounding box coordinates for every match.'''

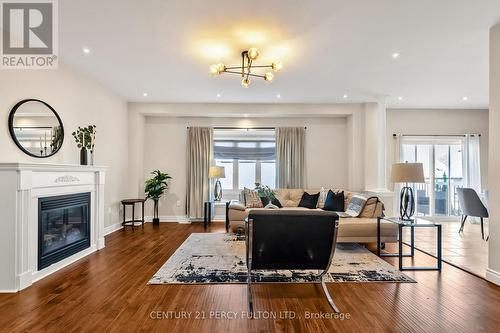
[227,188,398,244]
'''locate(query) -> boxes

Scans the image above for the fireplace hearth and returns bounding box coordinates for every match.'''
[38,193,91,270]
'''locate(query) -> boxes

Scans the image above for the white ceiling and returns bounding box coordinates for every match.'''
[59,0,500,108]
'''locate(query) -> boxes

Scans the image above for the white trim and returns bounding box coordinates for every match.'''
[104,222,123,235]
[486,268,500,286]
[143,215,226,224]
[144,215,190,223]
[0,289,18,293]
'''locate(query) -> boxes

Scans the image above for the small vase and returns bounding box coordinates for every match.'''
[80,147,88,165]
[89,150,94,165]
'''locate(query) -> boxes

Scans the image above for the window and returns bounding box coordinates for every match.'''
[214,129,276,198]
[400,137,466,217]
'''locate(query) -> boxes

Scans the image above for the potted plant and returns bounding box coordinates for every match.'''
[254,182,276,206]
[145,170,172,225]
[72,125,96,165]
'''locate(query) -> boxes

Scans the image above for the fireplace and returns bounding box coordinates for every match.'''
[38,192,91,270]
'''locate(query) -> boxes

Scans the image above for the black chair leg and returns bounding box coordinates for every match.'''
[480,217,485,240]
[459,215,467,233]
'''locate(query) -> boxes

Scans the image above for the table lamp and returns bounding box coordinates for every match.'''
[390,162,425,220]
[209,166,225,201]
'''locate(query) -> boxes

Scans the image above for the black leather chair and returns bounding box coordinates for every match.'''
[246,210,340,314]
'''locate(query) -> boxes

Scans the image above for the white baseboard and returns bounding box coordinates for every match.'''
[104,222,123,235]
[486,268,500,286]
[145,215,190,223]
[0,289,18,293]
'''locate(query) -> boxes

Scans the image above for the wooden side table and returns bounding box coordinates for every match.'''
[121,199,145,230]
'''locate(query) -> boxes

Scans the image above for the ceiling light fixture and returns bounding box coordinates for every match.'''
[83,47,90,54]
[398,96,403,101]
[210,48,282,88]
[392,52,400,59]
[142,92,148,97]
[462,96,469,101]
[276,94,281,98]
[216,93,221,98]
[343,94,348,99]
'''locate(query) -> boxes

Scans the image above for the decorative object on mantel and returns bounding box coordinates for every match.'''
[209,166,225,201]
[72,125,96,165]
[8,99,64,158]
[390,162,425,220]
[145,170,172,225]
[210,48,282,87]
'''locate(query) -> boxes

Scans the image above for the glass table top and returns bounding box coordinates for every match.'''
[380,216,441,227]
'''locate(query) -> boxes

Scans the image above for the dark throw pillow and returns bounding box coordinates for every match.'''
[260,196,283,208]
[323,190,345,212]
[298,192,320,209]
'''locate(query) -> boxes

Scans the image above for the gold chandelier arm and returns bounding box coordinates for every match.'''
[224,70,265,79]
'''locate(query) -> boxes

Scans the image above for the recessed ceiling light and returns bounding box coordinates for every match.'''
[392,52,400,59]
[462,96,469,101]
[142,92,148,97]
[243,114,249,118]
[216,93,221,98]
[276,94,281,98]
[82,47,90,54]
[342,94,348,99]
[398,96,403,101]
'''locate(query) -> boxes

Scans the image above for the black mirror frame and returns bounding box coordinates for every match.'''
[8,99,64,158]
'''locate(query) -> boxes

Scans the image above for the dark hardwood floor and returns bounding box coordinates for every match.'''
[0,223,499,332]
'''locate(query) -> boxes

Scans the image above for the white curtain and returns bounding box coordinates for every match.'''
[276,127,305,188]
[186,127,213,220]
[465,134,482,194]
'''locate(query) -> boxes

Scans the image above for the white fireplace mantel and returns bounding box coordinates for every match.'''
[0,163,106,292]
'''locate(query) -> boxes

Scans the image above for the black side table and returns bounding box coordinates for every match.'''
[204,201,213,229]
[377,216,442,271]
[204,200,231,231]
[121,199,145,230]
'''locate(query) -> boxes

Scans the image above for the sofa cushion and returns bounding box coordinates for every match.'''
[243,187,263,208]
[229,202,246,211]
[359,197,384,218]
[298,192,320,209]
[323,190,345,212]
[338,217,397,238]
[275,189,304,207]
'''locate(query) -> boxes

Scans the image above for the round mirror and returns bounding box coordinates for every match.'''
[8,99,64,158]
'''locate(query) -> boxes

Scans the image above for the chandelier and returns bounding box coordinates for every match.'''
[210,48,282,87]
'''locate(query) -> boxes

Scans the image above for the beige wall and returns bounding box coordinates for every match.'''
[139,116,349,218]
[386,109,489,190]
[0,65,129,227]
[487,23,500,285]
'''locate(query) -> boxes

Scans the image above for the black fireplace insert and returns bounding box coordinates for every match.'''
[38,192,91,270]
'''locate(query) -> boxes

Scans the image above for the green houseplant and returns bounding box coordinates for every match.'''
[71,125,96,165]
[254,182,276,206]
[145,170,172,225]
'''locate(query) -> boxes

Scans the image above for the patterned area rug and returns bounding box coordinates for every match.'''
[149,233,414,284]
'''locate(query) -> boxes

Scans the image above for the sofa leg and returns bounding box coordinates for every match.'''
[320,275,340,313]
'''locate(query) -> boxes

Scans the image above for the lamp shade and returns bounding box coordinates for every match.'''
[390,163,425,183]
[209,166,225,179]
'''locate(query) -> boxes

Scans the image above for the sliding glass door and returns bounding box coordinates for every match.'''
[400,138,464,217]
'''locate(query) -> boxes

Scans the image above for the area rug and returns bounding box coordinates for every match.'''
[149,233,414,284]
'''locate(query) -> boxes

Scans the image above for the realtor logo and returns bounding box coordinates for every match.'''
[1,0,58,69]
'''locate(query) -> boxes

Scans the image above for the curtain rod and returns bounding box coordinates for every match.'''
[393,133,481,137]
[186,126,307,130]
